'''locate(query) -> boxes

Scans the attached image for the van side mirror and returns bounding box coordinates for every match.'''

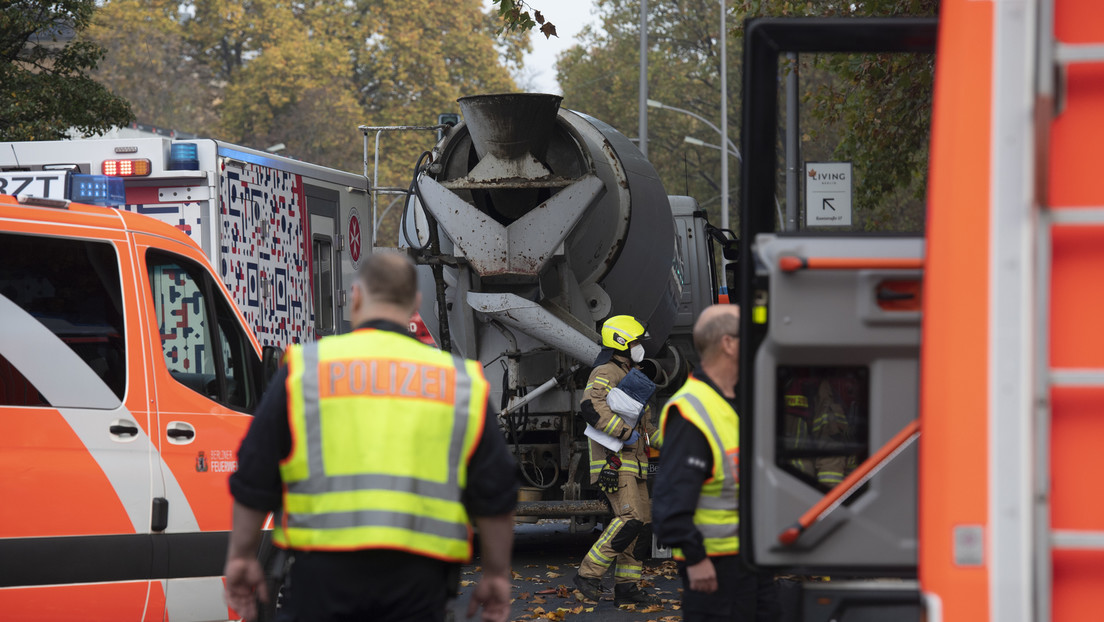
[261,345,283,389]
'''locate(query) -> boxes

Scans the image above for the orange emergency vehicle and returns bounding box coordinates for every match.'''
[0,189,275,620]
[735,1,1104,620]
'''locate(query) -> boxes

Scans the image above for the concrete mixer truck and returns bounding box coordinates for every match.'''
[392,93,729,526]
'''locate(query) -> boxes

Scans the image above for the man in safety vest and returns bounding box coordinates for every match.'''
[652,304,780,621]
[572,314,662,607]
[223,251,519,622]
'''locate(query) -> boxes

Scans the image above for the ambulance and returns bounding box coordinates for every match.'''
[0,188,277,620]
[0,136,371,348]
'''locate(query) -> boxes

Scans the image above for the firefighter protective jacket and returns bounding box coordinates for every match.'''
[276,328,490,562]
[582,354,655,483]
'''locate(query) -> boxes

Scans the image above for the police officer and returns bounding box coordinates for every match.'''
[572,314,661,607]
[653,304,780,621]
[223,251,519,622]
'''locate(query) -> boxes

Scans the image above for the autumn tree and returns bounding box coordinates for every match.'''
[0,0,133,140]
[344,0,524,244]
[87,0,527,246]
[492,0,558,39]
[86,0,219,137]
[208,1,364,168]
[557,0,737,229]
[549,0,938,232]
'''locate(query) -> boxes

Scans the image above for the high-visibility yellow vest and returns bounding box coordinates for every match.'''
[658,376,740,559]
[274,328,489,562]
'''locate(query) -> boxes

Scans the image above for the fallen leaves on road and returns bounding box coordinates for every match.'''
[572,590,597,604]
[488,556,681,619]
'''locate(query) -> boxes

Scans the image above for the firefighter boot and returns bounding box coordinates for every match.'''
[614,582,661,607]
[573,572,603,602]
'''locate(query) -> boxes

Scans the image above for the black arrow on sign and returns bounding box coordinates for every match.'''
[823,197,836,211]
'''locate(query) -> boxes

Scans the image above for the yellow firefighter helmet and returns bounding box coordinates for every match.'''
[601,315,646,351]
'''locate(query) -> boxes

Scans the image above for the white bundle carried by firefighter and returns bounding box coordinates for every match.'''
[585,368,657,452]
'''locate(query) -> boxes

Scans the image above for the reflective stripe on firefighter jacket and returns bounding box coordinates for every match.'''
[275,328,489,562]
[784,388,816,478]
[658,377,739,559]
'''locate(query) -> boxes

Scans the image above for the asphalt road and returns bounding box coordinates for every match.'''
[450,519,685,622]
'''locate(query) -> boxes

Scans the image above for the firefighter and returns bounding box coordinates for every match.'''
[223,251,519,622]
[572,314,661,607]
[783,374,817,480]
[810,378,853,487]
[653,304,781,621]
[784,375,855,489]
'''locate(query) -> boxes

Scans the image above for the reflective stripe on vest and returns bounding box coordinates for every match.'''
[658,378,739,558]
[274,330,488,562]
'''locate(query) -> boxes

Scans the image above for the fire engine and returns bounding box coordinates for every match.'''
[735,1,1104,620]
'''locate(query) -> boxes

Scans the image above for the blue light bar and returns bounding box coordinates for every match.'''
[168,143,200,170]
[68,174,125,206]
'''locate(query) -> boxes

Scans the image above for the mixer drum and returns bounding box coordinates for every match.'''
[410,93,679,355]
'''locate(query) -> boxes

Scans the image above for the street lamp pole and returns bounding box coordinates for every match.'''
[683,136,738,159]
[639,0,648,158]
[720,0,727,234]
[647,100,741,161]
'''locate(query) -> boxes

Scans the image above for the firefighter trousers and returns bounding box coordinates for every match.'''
[579,473,651,586]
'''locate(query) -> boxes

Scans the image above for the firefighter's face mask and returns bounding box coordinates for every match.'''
[630,343,645,363]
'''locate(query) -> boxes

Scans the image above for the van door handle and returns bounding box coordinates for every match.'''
[109,422,139,436]
[166,421,196,444]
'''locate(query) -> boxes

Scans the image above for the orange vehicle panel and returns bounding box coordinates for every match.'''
[920,0,993,619]
[0,584,159,622]
[0,409,136,537]
[1048,2,1104,620]
[0,196,134,232]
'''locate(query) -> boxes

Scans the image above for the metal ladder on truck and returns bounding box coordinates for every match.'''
[1031,0,1104,619]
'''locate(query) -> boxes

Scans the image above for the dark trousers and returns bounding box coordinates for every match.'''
[274,549,458,622]
[678,555,781,622]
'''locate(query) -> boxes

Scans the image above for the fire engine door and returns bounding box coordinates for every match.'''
[306,185,340,338]
[746,234,922,571]
[737,18,935,575]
